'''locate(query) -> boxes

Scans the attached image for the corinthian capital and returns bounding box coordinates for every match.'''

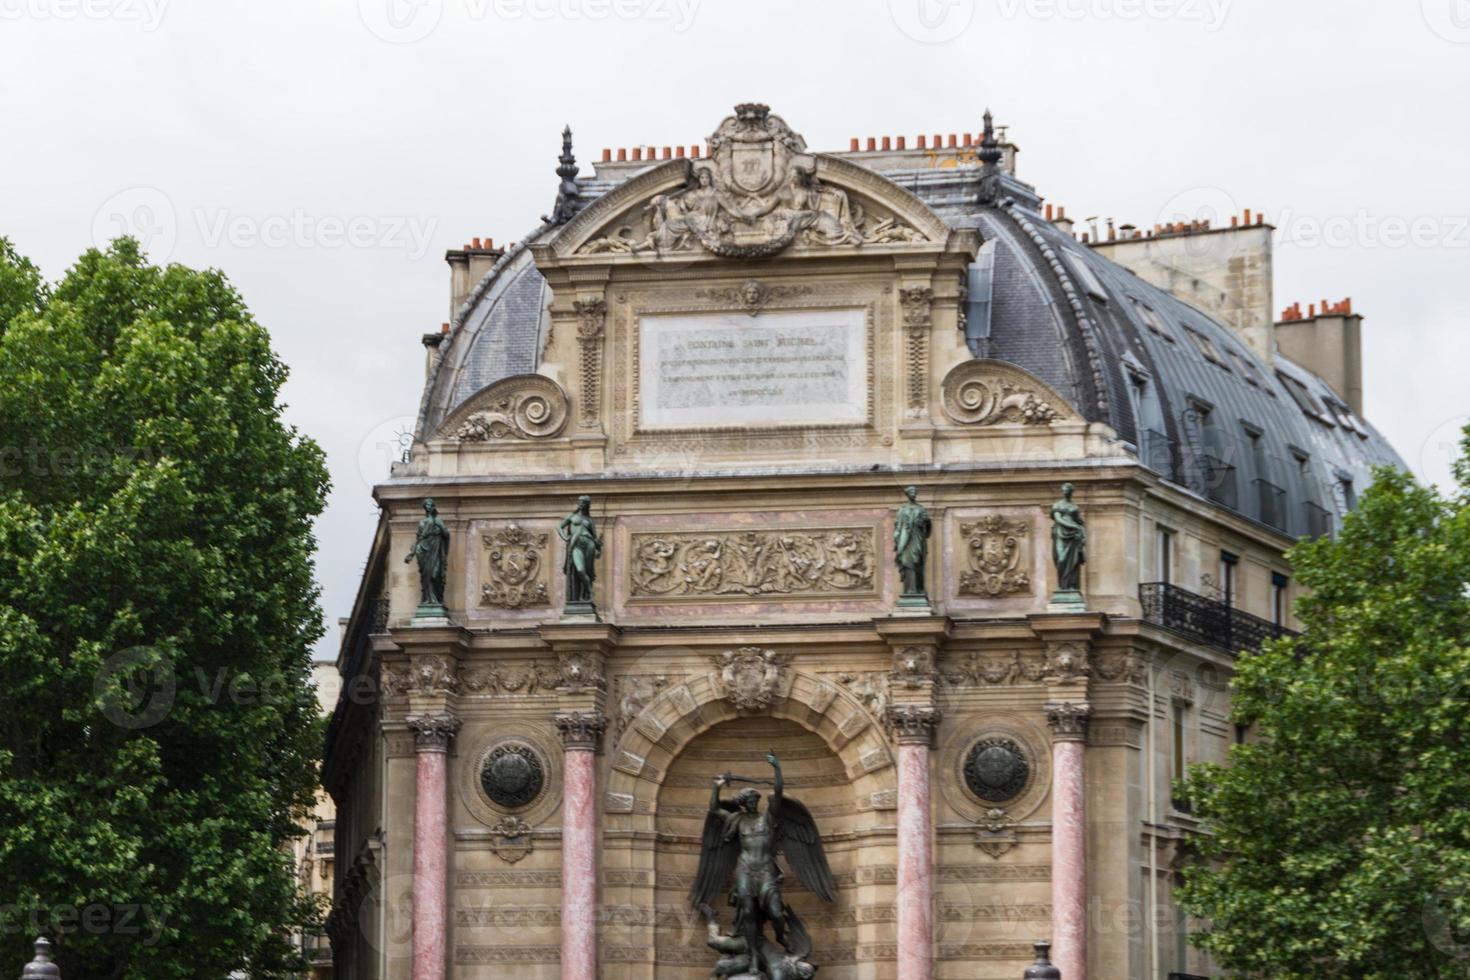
[406,712,461,752]
[555,710,608,750]
[1043,700,1091,742]
[887,704,942,745]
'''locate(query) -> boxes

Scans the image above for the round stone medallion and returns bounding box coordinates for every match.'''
[479,743,545,810]
[963,737,1030,803]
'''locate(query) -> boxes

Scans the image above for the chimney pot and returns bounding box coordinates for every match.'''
[472,236,481,248]
[617,148,627,161]
[963,132,973,146]
[441,322,450,333]
[882,136,891,151]
[896,135,906,149]
[948,133,958,147]
[866,137,877,151]
[632,147,642,161]
[850,138,859,151]
[1045,203,1054,221]
[917,134,927,149]
[601,148,611,162]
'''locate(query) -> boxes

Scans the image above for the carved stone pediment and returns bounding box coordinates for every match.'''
[940,359,1078,427]
[551,104,950,262]
[437,374,570,442]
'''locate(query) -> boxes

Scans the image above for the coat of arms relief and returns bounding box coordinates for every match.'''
[582,103,926,258]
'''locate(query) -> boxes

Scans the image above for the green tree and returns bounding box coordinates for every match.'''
[1180,428,1470,978]
[0,238,330,978]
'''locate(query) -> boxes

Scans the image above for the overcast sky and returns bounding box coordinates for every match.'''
[3,0,1466,660]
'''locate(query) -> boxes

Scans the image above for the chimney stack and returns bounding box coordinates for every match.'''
[1275,297,1364,414]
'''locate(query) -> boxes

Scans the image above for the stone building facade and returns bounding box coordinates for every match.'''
[321,104,1401,980]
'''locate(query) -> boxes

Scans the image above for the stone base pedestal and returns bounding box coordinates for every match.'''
[1046,589,1085,613]
[895,592,934,615]
[561,601,600,622]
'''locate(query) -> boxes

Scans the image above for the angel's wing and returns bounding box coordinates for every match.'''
[689,801,740,908]
[774,795,838,903]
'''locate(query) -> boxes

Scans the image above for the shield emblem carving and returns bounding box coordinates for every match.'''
[731,142,775,194]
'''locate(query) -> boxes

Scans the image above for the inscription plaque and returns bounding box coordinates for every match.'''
[639,309,867,429]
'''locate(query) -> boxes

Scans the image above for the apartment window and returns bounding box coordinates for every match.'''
[1156,527,1174,584]
[1278,371,1333,425]
[1228,348,1262,386]
[1219,551,1238,608]
[1234,723,1249,746]
[1171,702,1190,813]
[1272,571,1289,627]
[1337,475,1358,511]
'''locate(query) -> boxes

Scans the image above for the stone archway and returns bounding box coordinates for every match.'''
[598,669,900,979]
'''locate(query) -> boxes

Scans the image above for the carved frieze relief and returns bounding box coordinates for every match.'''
[958,515,1033,597]
[942,650,1047,687]
[939,359,1075,427]
[694,279,813,316]
[574,298,607,429]
[459,662,560,696]
[629,527,876,600]
[479,524,550,609]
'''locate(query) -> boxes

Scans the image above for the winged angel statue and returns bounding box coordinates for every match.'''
[690,751,836,979]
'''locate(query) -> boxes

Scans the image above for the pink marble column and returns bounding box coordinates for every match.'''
[889,705,940,980]
[1045,701,1091,980]
[407,712,460,980]
[556,711,607,980]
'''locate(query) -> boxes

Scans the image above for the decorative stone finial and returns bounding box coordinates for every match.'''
[1022,940,1061,979]
[21,937,60,980]
[978,107,1004,205]
[545,124,582,225]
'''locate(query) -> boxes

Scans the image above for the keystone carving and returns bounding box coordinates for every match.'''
[715,648,787,711]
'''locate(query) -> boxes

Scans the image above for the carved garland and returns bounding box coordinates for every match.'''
[899,285,933,417]
[574,298,607,429]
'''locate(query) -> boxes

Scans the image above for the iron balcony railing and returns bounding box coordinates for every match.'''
[1302,500,1334,540]
[1253,478,1287,531]
[1140,582,1297,655]
[1183,451,1238,510]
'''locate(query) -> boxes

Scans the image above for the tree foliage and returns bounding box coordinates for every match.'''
[1181,428,1470,978]
[0,238,329,978]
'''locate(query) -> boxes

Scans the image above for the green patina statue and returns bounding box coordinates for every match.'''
[691,751,834,979]
[894,485,932,602]
[1050,482,1086,596]
[557,495,603,611]
[404,498,450,615]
